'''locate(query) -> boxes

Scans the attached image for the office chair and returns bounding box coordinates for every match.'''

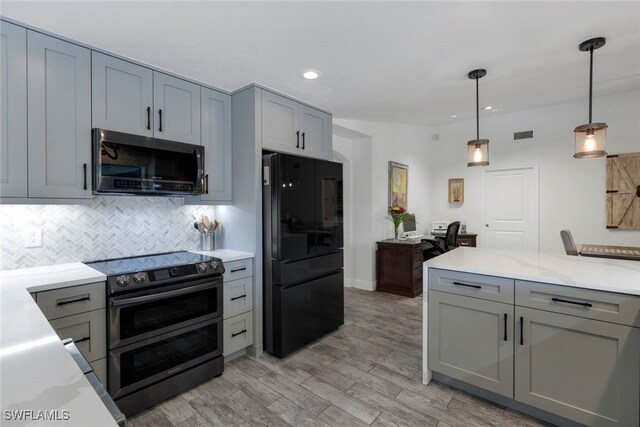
[423,221,461,260]
[560,230,579,256]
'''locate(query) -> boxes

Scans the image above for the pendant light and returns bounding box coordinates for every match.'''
[467,69,489,167]
[574,37,607,159]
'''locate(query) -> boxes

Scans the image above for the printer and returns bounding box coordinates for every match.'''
[430,221,449,236]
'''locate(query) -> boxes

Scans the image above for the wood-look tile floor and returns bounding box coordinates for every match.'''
[129,288,549,427]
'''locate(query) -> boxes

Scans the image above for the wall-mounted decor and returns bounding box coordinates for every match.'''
[388,161,408,209]
[606,152,639,230]
[448,178,464,203]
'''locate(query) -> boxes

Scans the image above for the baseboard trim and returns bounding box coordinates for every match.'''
[345,279,376,291]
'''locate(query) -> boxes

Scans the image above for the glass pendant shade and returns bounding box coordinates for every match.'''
[467,139,489,166]
[574,123,607,158]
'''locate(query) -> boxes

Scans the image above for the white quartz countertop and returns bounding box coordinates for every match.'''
[0,263,116,426]
[192,249,254,262]
[425,247,640,296]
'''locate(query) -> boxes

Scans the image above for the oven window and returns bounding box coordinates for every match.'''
[120,322,219,388]
[119,285,219,340]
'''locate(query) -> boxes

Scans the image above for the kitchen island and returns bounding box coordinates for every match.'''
[422,247,640,427]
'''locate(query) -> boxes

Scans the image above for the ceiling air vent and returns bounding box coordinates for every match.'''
[514,130,533,140]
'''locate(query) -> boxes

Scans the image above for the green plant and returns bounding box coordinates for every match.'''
[388,205,411,228]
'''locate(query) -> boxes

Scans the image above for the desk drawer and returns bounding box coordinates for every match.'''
[37,282,106,320]
[223,276,253,319]
[49,309,106,362]
[223,258,253,282]
[428,268,514,304]
[516,280,640,327]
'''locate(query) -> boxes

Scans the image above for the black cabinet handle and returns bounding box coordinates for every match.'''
[302,132,305,149]
[520,317,524,346]
[231,329,247,338]
[453,281,482,289]
[146,106,151,130]
[74,336,91,344]
[551,297,592,308]
[231,294,247,301]
[205,174,209,195]
[231,267,247,273]
[296,131,300,148]
[503,313,508,341]
[158,109,163,132]
[57,296,90,306]
[83,163,87,190]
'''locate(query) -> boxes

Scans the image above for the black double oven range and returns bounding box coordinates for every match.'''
[85,251,225,416]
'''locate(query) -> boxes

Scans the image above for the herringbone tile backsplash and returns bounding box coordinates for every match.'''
[0,197,214,270]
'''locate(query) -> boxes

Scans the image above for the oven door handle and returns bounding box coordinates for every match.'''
[110,281,217,307]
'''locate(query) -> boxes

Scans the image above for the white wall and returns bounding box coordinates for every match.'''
[333,119,433,290]
[428,89,640,254]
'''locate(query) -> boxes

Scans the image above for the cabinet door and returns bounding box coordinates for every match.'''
[200,87,231,202]
[299,104,331,160]
[0,21,27,197]
[27,31,91,198]
[153,72,200,144]
[261,90,299,154]
[49,309,107,363]
[515,306,640,427]
[91,52,153,136]
[428,290,514,398]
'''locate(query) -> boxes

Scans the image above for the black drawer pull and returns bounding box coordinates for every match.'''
[551,297,592,308]
[74,336,90,344]
[231,294,247,301]
[231,329,247,338]
[301,132,305,149]
[453,281,482,289]
[57,296,90,306]
[146,106,151,130]
[83,163,87,190]
[205,174,209,194]
[520,317,524,346]
[158,109,163,132]
[296,131,300,148]
[231,267,247,273]
[503,313,507,341]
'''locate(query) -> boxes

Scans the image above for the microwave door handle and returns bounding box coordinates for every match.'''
[110,281,216,307]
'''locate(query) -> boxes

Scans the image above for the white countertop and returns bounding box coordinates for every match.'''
[192,249,254,262]
[0,263,116,426]
[425,247,640,296]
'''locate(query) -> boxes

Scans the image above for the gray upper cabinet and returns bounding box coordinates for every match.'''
[27,31,91,199]
[0,21,27,198]
[200,87,232,203]
[261,89,332,160]
[153,72,200,145]
[91,52,153,137]
[515,306,639,427]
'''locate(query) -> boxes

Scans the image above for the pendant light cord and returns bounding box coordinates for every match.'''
[588,46,593,124]
[476,76,480,140]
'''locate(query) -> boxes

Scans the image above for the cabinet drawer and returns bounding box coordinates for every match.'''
[49,309,106,362]
[90,357,107,386]
[37,282,106,320]
[428,268,514,304]
[516,280,640,327]
[223,258,253,282]
[223,276,253,319]
[223,311,253,356]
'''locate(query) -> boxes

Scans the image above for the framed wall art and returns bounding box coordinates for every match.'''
[388,161,408,209]
[448,178,464,203]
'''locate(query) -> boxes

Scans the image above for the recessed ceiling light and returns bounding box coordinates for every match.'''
[302,71,319,80]
[483,106,492,110]
[451,115,458,118]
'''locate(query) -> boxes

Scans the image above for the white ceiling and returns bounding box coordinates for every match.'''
[3,1,640,126]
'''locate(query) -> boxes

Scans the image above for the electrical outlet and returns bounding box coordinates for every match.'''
[25,227,42,248]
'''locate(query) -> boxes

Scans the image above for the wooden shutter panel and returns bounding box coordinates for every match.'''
[606,152,640,230]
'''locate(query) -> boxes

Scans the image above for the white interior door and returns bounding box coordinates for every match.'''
[482,165,539,251]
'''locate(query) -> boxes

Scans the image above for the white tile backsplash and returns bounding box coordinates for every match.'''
[0,196,214,270]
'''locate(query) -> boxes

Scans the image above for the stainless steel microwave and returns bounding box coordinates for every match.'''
[92,129,205,196]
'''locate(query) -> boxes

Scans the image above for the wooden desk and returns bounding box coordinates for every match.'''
[376,239,427,297]
[428,233,478,247]
[579,244,640,261]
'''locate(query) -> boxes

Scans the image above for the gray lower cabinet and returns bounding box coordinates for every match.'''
[27,30,91,199]
[153,71,200,145]
[428,290,514,398]
[515,306,640,427]
[91,52,154,137]
[0,20,28,198]
[185,87,232,204]
[49,309,107,363]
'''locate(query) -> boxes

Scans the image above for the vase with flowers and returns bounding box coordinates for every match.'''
[388,205,411,241]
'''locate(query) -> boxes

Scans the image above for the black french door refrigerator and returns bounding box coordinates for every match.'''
[263,152,344,358]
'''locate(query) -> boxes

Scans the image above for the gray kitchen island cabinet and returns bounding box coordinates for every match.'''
[427,266,640,427]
